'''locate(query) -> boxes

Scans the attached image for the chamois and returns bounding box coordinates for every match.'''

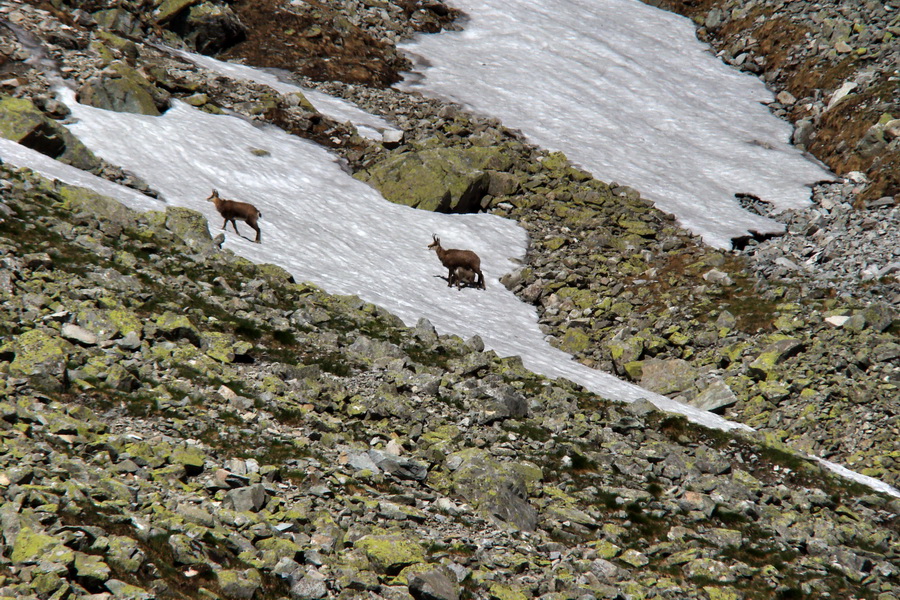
[207,189,262,243]
[428,234,485,289]
[451,266,479,289]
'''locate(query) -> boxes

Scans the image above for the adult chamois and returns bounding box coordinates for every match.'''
[207,189,262,243]
[428,234,485,289]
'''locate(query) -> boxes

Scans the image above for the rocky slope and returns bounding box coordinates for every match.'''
[0,0,899,599]
[2,159,899,600]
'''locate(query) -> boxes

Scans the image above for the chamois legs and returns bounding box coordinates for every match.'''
[449,266,485,289]
[222,217,261,243]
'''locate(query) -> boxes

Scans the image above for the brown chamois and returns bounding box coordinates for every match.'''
[207,189,262,243]
[428,234,485,289]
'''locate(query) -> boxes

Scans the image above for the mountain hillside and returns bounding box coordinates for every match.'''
[0,1,898,599]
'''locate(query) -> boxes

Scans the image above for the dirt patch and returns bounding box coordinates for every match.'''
[217,0,460,88]
[753,17,809,74]
[645,0,718,19]
[799,72,899,201]
[219,0,410,87]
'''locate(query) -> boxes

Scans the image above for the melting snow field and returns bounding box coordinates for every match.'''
[2,87,745,433]
[398,0,834,248]
[3,98,898,499]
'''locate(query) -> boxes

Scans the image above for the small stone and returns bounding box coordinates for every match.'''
[835,40,853,53]
[61,323,99,345]
[825,315,851,327]
[224,483,268,512]
[408,566,460,600]
[775,90,796,105]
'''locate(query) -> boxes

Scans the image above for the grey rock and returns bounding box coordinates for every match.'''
[408,566,460,600]
[348,452,381,473]
[478,384,528,424]
[689,379,738,412]
[449,450,538,531]
[224,484,268,512]
[368,449,428,481]
[639,358,697,395]
[349,335,407,361]
[182,3,247,55]
[589,558,620,580]
[290,576,328,599]
[61,323,98,346]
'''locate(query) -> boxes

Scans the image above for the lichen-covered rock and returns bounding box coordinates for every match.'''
[7,329,70,392]
[638,358,697,395]
[73,551,112,585]
[180,3,248,54]
[747,337,804,380]
[104,579,155,600]
[355,533,425,575]
[54,182,139,229]
[170,445,207,475]
[202,331,252,363]
[217,568,262,600]
[106,536,145,573]
[355,146,514,213]
[255,263,296,285]
[95,31,139,61]
[449,448,539,531]
[487,583,529,600]
[609,334,644,372]
[408,566,460,600]
[559,326,591,354]
[92,7,142,37]
[77,61,169,116]
[155,312,201,345]
[165,205,213,247]
[10,526,57,565]
[154,0,200,24]
[0,94,100,170]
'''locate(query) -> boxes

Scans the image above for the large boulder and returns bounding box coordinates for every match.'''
[408,566,460,600]
[53,182,139,229]
[448,449,540,531]
[355,146,514,213]
[92,8,142,37]
[0,94,101,170]
[164,206,213,248]
[77,61,170,116]
[354,533,425,575]
[154,0,200,25]
[179,3,247,54]
[5,329,71,392]
[638,358,698,395]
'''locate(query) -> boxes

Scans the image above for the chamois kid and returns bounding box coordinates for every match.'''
[207,189,262,243]
[428,234,485,289]
[451,266,479,289]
